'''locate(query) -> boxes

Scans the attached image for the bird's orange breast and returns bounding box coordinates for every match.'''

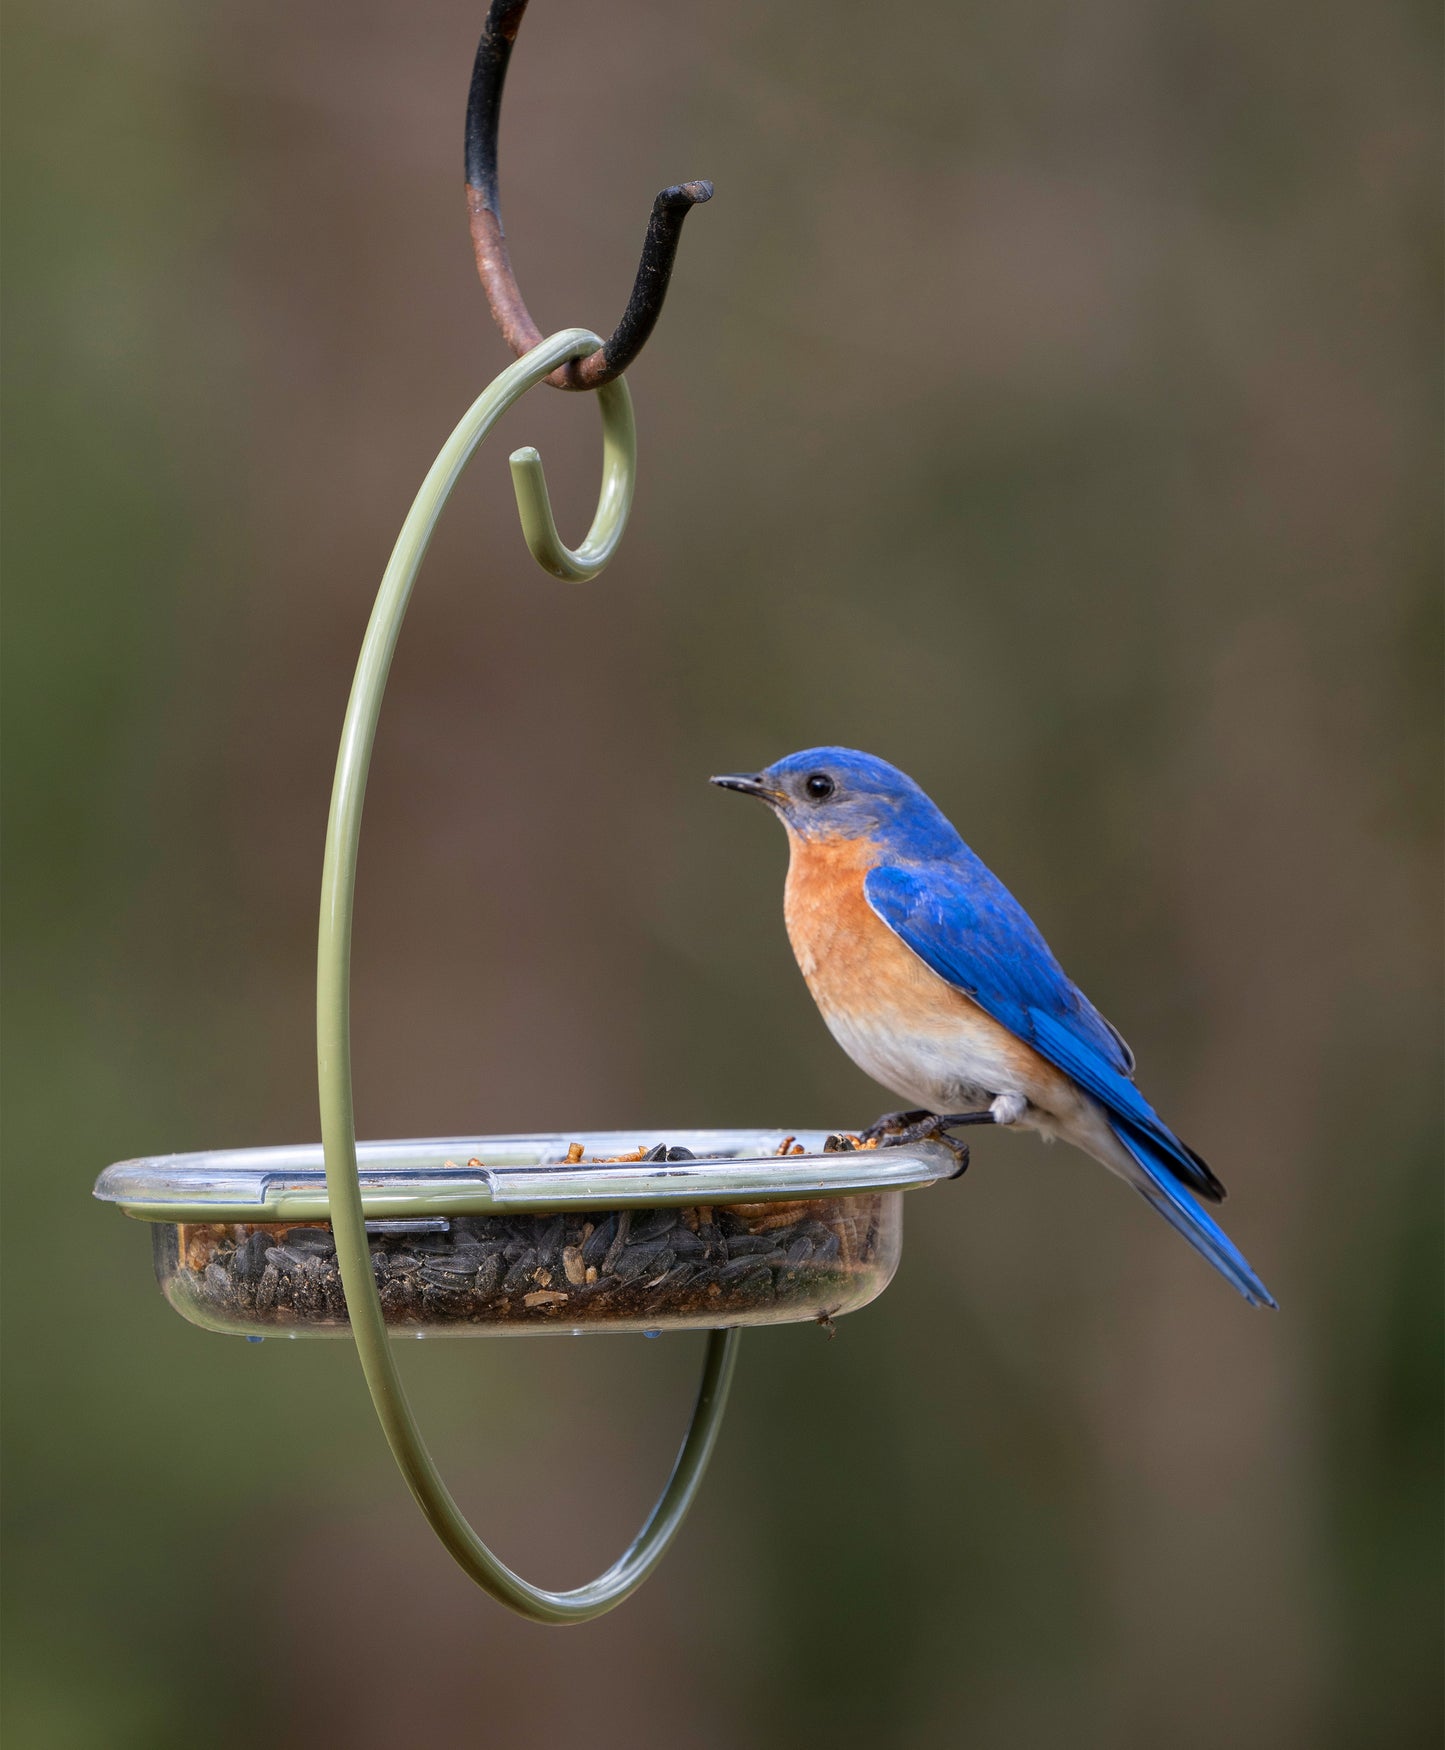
[782,830,974,1039]
[780,828,1073,1111]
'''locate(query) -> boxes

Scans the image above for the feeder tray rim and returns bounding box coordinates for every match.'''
[94,1127,956,1224]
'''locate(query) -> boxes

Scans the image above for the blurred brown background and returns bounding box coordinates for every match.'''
[3,1,1440,1745]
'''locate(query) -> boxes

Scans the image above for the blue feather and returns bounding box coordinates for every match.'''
[863,861,1134,1075]
[864,864,1224,1203]
[1111,1123,1278,1308]
[1027,1011,1223,1203]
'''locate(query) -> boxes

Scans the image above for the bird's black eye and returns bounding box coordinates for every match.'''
[804,772,835,801]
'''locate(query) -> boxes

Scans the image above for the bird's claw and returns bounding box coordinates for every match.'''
[903,1115,973,1176]
[857,1109,934,1146]
[857,1107,1002,1177]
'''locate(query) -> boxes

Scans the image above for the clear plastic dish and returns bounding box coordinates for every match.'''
[95,1129,955,1338]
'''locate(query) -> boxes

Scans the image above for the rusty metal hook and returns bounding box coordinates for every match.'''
[464,0,712,392]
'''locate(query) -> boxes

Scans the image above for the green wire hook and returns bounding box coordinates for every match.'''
[508,378,634,580]
[317,327,739,1622]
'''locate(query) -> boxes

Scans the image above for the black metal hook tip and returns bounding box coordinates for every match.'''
[665,180,715,209]
[464,0,713,391]
[598,181,714,378]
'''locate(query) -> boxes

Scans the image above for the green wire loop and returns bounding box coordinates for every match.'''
[508,371,634,580]
[317,328,739,1623]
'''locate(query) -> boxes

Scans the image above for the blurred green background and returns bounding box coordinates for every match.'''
[3,1,1440,1744]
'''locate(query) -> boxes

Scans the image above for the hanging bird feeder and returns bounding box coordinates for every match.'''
[92,1,960,1623]
[98,1130,944,1340]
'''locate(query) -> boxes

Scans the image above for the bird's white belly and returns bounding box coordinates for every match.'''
[818,996,1036,1114]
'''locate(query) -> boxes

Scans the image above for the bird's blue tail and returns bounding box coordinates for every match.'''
[1110,1121,1278,1309]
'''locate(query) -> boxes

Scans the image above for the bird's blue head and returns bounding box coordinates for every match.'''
[710,747,962,860]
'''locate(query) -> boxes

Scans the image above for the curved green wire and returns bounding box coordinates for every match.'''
[317,328,740,1623]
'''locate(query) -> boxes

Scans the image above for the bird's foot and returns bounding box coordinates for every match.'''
[857,1109,934,1145]
[858,1107,999,1178]
[860,1107,997,1146]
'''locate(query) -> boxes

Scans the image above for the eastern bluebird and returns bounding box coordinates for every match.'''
[711,747,1276,1308]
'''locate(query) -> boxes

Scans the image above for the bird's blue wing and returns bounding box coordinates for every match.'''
[862,859,1132,1074]
[864,860,1223,1203]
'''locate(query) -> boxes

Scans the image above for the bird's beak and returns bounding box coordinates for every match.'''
[709,772,787,805]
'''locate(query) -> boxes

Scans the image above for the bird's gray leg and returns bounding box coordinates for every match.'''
[858,1108,934,1144]
[865,1109,997,1146]
[863,1093,1029,1146]
[858,1108,1000,1179]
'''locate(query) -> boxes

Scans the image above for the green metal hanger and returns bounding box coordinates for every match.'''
[315,0,741,1621]
[316,327,740,1622]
